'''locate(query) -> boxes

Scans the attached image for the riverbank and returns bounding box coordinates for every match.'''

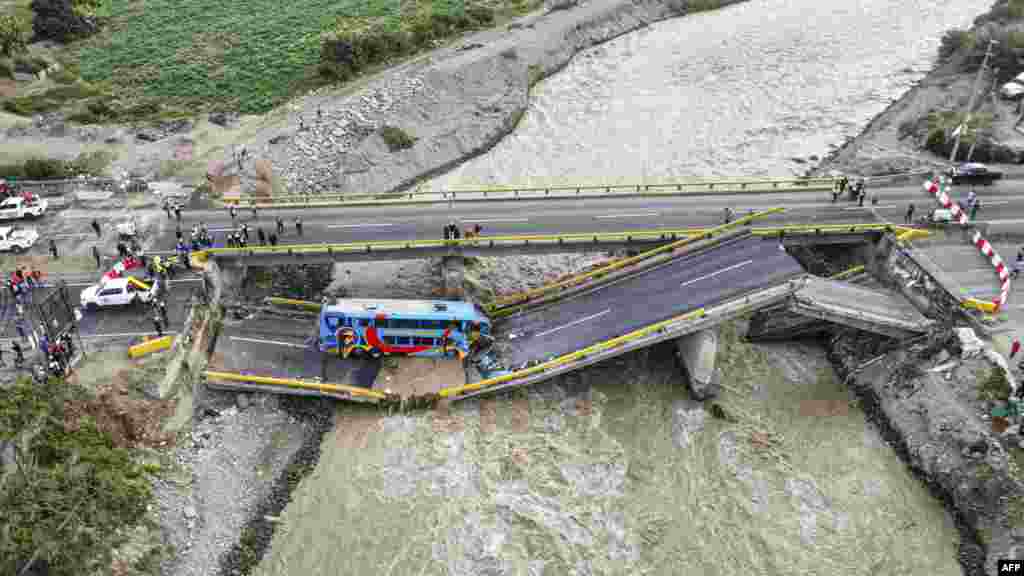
[0,0,748,195]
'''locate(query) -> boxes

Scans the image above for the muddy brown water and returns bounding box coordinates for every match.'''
[253,0,992,573]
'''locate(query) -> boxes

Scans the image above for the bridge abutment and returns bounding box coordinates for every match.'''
[675,327,721,400]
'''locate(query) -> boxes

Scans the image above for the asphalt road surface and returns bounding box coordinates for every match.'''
[160,180,1022,250]
[0,274,205,345]
[496,235,804,367]
[212,313,379,387]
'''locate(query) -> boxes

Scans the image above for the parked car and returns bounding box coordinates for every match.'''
[79,276,159,310]
[948,163,1003,186]
[0,194,48,220]
[0,226,39,253]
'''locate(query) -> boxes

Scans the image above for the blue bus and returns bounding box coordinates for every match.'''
[318,299,491,360]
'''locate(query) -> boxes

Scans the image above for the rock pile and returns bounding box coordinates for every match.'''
[278,76,426,195]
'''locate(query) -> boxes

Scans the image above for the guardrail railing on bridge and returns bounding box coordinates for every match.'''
[191,223,925,265]
[485,208,783,316]
[225,176,841,207]
[438,279,808,401]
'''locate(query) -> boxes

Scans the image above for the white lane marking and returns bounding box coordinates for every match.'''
[533,308,611,339]
[326,223,396,229]
[983,200,1011,206]
[231,336,308,349]
[593,212,660,219]
[460,218,530,223]
[680,259,754,288]
[51,233,91,238]
[843,204,898,210]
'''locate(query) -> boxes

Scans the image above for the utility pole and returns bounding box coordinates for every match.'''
[950,39,998,164]
[966,67,1000,162]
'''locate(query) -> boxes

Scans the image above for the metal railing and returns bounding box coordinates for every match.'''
[485,208,782,315]
[192,223,922,263]
[438,279,808,400]
[224,176,842,206]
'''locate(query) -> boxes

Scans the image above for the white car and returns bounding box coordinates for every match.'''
[79,276,158,310]
[0,226,38,253]
[0,195,48,220]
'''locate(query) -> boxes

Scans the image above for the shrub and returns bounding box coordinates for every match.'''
[0,376,154,576]
[467,6,495,26]
[979,368,1012,401]
[30,0,98,43]
[379,125,416,152]
[23,156,67,178]
[0,14,31,57]
[938,28,971,60]
[925,127,947,154]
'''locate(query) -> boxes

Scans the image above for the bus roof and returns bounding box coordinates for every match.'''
[323,298,486,321]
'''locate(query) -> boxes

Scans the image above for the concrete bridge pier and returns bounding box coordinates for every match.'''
[675,327,721,400]
[441,255,465,299]
[218,262,248,301]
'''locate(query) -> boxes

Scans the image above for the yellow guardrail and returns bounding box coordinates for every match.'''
[829,265,865,281]
[438,307,709,398]
[127,276,152,291]
[192,223,920,263]
[265,297,323,311]
[225,177,842,206]
[204,371,390,401]
[128,335,173,358]
[485,208,782,314]
[963,298,998,314]
[896,228,931,242]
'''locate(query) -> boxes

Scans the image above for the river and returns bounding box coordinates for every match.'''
[252,1,991,574]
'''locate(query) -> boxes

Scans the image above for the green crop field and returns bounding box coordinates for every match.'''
[72,0,525,115]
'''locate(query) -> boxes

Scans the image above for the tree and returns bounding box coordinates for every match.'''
[0,14,30,58]
[29,0,97,43]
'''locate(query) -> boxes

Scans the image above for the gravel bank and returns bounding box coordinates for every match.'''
[826,329,1024,576]
[232,0,749,197]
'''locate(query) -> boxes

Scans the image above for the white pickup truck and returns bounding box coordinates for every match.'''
[0,195,48,220]
[0,226,38,253]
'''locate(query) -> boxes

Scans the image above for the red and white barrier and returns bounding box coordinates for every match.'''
[923,176,1010,312]
[923,177,969,225]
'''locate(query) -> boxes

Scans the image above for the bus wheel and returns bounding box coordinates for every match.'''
[369,348,383,359]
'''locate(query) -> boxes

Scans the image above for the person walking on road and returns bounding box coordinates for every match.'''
[229,204,237,223]
[258,228,266,246]
[90,218,101,238]
[12,341,23,366]
[241,222,249,242]
[152,310,164,337]
[295,217,303,237]
[723,207,733,224]
[269,232,278,246]
[165,203,173,220]
[48,238,58,259]
[443,224,451,240]
[276,216,285,236]
[970,200,980,221]
[157,299,168,326]
[905,204,915,224]
[1012,338,1021,360]
[251,204,258,219]
[175,204,183,222]
[92,246,102,269]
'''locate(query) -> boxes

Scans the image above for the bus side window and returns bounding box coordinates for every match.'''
[359,318,370,327]
[342,318,353,327]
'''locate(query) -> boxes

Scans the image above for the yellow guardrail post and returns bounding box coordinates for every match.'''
[485,207,785,314]
[128,335,173,358]
[437,307,709,398]
[829,265,865,281]
[201,222,918,265]
[204,371,392,401]
[265,297,324,311]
